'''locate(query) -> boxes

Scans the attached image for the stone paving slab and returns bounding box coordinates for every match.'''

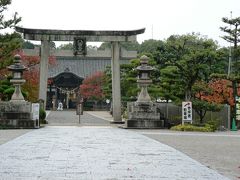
[86,111,114,122]
[0,129,32,145]
[0,126,229,180]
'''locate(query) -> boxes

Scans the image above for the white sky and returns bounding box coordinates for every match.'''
[7,0,240,47]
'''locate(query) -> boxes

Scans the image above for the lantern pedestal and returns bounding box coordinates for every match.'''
[126,102,164,128]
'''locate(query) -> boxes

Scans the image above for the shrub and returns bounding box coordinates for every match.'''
[170,124,215,132]
[2,87,28,101]
[122,109,128,120]
[205,119,220,131]
[169,115,182,126]
[3,87,14,100]
[39,108,47,124]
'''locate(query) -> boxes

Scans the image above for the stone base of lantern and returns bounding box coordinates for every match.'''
[0,101,36,128]
[125,102,164,129]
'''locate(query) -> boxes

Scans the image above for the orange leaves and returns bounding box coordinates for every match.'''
[196,79,236,106]
[208,79,234,105]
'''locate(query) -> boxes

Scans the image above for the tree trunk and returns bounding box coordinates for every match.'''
[197,109,207,124]
[185,89,191,101]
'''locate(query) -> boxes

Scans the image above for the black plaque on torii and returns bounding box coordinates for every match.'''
[73,37,87,56]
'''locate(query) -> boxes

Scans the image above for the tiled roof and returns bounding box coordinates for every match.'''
[48,57,130,78]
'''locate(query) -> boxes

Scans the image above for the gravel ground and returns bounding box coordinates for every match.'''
[134,130,240,180]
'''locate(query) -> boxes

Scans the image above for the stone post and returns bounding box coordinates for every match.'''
[39,37,50,109]
[52,95,56,111]
[111,42,122,122]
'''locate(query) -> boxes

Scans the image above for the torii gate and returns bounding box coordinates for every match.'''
[15,26,145,123]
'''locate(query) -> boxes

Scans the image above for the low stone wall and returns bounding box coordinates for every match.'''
[0,101,36,128]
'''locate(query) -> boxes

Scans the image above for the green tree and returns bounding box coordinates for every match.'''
[0,0,21,71]
[120,59,139,101]
[57,43,73,50]
[160,34,218,101]
[138,39,163,55]
[22,40,35,49]
[157,34,224,122]
[220,16,240,72]
[98,42,111,50]
[159,65,184,102]
[98,42,139,51]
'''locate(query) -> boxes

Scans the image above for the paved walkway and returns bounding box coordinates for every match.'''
[0,126,229,180]
[86,111,114,122]
[46,110,111,126]
[0,111,230,180]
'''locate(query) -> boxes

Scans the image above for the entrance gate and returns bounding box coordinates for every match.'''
[15,27,145,123]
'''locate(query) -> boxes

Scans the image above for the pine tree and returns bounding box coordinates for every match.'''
[220,16,240,72]
[220,16,240,127]
[0,0,22,72]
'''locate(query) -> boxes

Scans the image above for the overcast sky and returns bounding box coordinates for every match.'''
[8,0,240,47]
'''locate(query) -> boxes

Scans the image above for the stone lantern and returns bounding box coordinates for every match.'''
[0,54,37,128]
[136,55,154,105]
[7,54,27,101]
[126,55,164,128]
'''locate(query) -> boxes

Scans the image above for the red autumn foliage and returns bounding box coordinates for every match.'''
[80,71,105,101]
[197,79,240,107]
[18,50,56,101]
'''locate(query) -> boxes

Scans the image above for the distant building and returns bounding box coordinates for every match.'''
[23,48,137,109]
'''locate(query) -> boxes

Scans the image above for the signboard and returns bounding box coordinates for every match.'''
[32,103,40,127]
[73,37,87,56]
[182,101,192,124]
[236,96,240,121]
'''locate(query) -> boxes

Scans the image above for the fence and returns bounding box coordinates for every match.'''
[157,103,230,129]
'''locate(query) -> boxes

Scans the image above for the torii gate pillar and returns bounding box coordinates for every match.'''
[111,42,122,122]
[39,38,50,108]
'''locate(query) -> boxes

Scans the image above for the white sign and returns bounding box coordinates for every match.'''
[236,96,240,121]
[32,103,40,120]
[182,101,192,123]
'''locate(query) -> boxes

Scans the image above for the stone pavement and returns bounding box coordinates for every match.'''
[46,110,110,126]
[0,130,229,179]
[0,111,230,179]
[86,111,114,122]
